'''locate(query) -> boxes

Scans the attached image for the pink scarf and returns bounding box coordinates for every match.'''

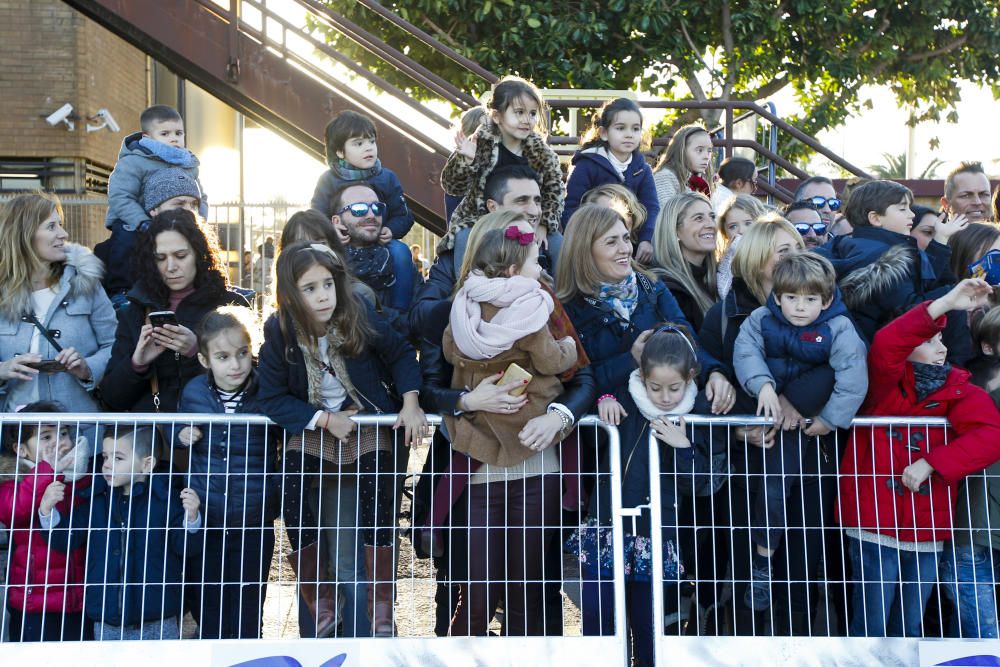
[450,273,553,360]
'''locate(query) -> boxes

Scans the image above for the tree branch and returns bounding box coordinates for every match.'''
[679,18,723,94]
[903,34,969,63]
[742,74,790,103]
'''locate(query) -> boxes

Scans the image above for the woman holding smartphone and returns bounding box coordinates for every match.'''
[0,192,117,415]
[100,208,248,414]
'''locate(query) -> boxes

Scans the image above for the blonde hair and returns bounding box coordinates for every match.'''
[717,194,768,242]
[556,204,654,303]
[731,214,804,304]
[0,192,65,321]
[457,210,529,286]
[651,193,718,316]
[581,183,648,236]
[654,123,713,184]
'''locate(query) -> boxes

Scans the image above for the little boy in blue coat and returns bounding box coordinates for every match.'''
[41,426,202,640]
[734,252,868,611]
[100,105,207,308]
[311,110,415,310]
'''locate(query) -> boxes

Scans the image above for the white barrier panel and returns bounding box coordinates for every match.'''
[0,413,629,664]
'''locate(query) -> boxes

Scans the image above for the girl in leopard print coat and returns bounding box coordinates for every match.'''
[439,76,564,254]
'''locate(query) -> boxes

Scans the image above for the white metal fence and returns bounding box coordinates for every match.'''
[2,411,998,664]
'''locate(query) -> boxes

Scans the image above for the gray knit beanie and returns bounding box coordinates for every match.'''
[143,168,203,212]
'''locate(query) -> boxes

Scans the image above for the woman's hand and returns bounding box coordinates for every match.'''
[776,394,806,431]
[455,129,477,161]
[520,412,564,452]
[735,425,776,449]
[323,408,359,441]
[55,347,91,381]
[651,417,691,449]
[706,372,736,414]
[151,323,198,356]
[460,372,528,414]
[598,397,627,426]
[635,241,653,265]
[394,391,428,447]
[804,418,833,437]
[631,329,653,365]
[534,224,549,251]
[0,353,41,382]
[132,324,167,367]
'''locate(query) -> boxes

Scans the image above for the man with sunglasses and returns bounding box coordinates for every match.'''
[784,201,829,249]
[793,176,842,229]
[331,182,419,315]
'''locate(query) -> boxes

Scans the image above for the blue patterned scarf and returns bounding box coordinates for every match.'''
[597,272,639,322]
[332,158,383,182]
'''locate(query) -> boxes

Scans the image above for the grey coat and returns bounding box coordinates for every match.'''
[104,131,206,231]
[0,244,117,413]
[734,305,868,429]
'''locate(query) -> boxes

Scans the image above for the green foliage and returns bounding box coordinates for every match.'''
[311,1,1000,169]
[869,152,945,179]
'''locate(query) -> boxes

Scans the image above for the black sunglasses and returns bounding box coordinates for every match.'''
[337,201,386,217]
[794,222,829,236]
[801,195,842,211]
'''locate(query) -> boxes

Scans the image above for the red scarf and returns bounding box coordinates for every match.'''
[688,173,711,196]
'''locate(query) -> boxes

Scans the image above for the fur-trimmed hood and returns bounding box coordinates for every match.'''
[0,243,105,322]
[840,243,915,312]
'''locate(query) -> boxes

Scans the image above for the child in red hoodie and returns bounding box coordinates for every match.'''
[837,278,1000,637]
[0,401,90,641]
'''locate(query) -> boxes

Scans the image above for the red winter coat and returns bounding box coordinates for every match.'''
[837,302,1000,542]
[0,461,87,613]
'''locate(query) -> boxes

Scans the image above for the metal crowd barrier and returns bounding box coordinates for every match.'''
[0,412,629,665]
[647,415,1000,665]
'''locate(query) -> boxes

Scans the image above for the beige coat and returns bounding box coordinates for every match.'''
[443,302,577,467]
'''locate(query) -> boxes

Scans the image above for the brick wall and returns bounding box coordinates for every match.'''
[0,0,147,175]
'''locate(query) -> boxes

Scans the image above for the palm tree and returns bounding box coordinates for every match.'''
[869,152,943,179]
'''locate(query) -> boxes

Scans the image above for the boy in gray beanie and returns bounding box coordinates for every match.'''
[98,105,208,308]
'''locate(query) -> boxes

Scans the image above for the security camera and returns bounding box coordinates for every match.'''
[86,108,120,134]
[44,103,75,130]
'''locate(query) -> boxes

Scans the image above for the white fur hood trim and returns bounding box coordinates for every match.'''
[627,368,697,421]
[0,243,105,321]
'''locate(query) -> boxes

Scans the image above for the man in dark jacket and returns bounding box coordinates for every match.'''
[41,426,202,640]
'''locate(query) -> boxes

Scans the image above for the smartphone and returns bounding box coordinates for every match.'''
[499,362,533,397]
[148,311,178,328]
[25,359,67,373]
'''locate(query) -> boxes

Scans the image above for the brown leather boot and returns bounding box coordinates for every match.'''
[364,544,396,637]
[288,541,337,638]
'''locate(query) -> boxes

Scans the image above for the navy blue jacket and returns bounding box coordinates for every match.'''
[563,273,722,393]
[814,226,970,364]
[590,390,727,537]
[45,474,201,627]
[758,291,845,391]
[562,150,660,243]
[178,372,279,527]
[310,163,414,240]
[256,305,422,434]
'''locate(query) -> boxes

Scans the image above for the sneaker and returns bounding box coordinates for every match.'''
[744,562,773,611]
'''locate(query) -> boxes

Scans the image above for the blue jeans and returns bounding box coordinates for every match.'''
[386,239,415,311]
[848,537,938,637]
[939,542,999,638]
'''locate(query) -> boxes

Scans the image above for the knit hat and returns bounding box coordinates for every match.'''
[143,168,202,212]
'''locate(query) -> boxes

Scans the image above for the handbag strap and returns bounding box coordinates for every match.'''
[23,312,63,353]
[144,307,161,412]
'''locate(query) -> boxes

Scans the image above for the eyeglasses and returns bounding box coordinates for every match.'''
[794,222,829,236]
[337,201,386,217]
[800,196,842,211]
